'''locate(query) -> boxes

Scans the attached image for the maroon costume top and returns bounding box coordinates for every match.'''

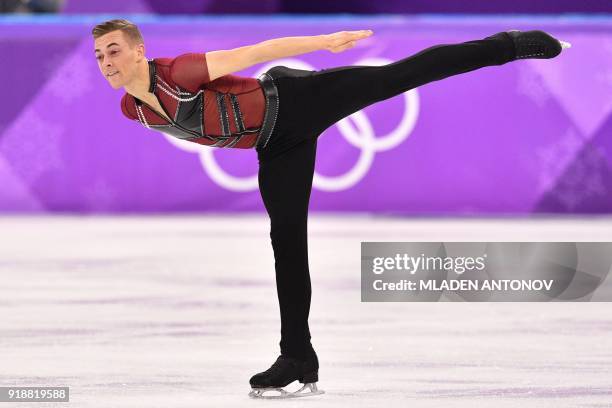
[120,53,266,149]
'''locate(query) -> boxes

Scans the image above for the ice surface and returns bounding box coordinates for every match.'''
[1,214,611,407]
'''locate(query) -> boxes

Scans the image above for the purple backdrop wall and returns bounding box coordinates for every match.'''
[60,0,612,14]
[0,15,611,214]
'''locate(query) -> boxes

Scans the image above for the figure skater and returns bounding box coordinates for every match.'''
[92,19,570,399]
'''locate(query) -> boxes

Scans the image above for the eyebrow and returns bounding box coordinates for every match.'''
[94,43,120,53]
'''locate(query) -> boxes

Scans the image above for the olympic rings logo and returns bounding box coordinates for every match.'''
[162,57,420,192]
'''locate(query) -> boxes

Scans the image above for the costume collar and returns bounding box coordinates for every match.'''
[147,58,157,93]
[132,59,156,107]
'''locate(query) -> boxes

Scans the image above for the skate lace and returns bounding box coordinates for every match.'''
[517,41,546,59]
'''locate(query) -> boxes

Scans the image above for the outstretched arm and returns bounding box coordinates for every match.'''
[206,30,373,81]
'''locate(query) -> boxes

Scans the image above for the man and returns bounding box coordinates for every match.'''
[93,19,372,149]
[93,19,570,399]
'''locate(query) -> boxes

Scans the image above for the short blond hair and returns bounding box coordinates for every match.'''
[92,19,144,47]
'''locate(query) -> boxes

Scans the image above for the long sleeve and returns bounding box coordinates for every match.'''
[169,52,211,93]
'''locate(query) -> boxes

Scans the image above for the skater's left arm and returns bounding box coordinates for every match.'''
[197,39,318,83]
[168,45,261,90]
[249,30,374,63]
[199,33,357,82]
[170,30,374,89]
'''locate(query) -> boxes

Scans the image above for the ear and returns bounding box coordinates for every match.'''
[135,43,146,60]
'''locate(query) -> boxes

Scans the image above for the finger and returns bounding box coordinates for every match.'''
[342,35,365,46]
[351,30,374,37]
[341,41,356,51]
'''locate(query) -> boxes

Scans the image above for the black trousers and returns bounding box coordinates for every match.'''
[255,31,516,359]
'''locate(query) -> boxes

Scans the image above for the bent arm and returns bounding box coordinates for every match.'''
[205,35,327,81]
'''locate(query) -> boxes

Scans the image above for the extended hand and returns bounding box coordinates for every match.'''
[323,30,374,53]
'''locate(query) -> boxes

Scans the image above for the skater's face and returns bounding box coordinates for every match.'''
[94,30,145,90]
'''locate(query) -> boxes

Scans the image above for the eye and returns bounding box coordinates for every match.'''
[96,55,102,60]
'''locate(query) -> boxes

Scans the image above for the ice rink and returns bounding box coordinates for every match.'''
[1,215,611,407]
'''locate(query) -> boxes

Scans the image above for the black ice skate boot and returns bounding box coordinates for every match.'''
[506,30,571,60]
[248,351,324,399]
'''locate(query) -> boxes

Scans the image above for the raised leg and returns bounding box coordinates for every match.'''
[299,31,517,134]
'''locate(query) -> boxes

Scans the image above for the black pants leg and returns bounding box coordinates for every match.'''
[258,137,318,360]
[256,31,516,359]
[299,31,517,136]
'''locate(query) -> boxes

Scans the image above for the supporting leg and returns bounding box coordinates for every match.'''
[257,137,318,359]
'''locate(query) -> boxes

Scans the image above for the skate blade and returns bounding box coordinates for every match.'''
[559,40,571,49]
[248,382,325,399]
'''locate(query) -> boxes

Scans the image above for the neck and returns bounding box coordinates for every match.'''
[124,58,152,100]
